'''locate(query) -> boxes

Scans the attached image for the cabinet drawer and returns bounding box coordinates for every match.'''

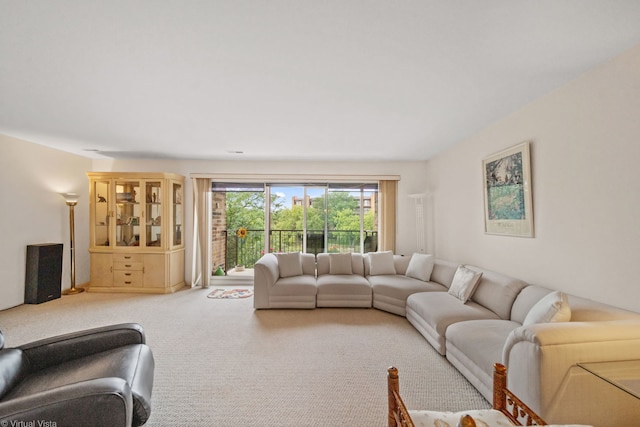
[113,261,144,271]
[114,270,143,287]
[113,253,143,263]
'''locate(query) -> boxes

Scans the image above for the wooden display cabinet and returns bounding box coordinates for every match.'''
[87,172,185,293]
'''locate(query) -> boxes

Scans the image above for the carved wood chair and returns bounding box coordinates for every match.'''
[388,363,546,427]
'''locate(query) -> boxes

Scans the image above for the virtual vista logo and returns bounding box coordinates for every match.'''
[1,421,57,427]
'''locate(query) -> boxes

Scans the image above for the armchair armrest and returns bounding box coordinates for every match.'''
[20,323,147,372]
[0,377,133,427]
[254,254,280,309]
[503,319,640,364]
[502,319,640,416]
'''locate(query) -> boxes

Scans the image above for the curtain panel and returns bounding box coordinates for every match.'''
[191,178,211,288]
[378,180,397,253]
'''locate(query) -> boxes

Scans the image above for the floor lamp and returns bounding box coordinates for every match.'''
[61,192,84,295]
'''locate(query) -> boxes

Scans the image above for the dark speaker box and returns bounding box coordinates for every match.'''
[25,243,63,304]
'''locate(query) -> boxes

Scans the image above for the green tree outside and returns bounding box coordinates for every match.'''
[222,188,377,261]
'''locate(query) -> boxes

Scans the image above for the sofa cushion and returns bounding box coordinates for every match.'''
[317,253,365,277]
[317,274,371,291]
[367,251,396,275]
[276,252,303,278]
[370,275,448,315]
[465,266,528,320]
[429,258,460,288]
[316,274,372,308]
[445,319,521,390]
[270,274,317,296]
[406,292,501,355]
[329,253,352,275]
[405,253,435,282]
[510,285,555,323]
[523,291,571,326]
[448,266,482,303]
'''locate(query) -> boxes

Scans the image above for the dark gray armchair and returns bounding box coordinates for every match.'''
[0,323,154,426]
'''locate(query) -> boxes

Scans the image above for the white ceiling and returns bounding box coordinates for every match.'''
[2,1,640,162]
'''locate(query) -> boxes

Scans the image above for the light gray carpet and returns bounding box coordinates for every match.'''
[0,287,489,426]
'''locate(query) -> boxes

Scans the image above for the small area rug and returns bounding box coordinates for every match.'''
[207,288,254,299]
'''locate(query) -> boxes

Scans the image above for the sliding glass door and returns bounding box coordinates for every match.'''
[269,185,327,254]
[212,181,378,273]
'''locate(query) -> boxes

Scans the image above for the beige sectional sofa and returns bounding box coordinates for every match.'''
[253,251,640,422]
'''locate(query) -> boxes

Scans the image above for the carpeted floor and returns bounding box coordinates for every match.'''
[0,287,489,426]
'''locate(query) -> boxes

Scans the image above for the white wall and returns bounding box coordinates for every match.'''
[425,44,640,312]
[90,158,429,285]
[0,135,92,310]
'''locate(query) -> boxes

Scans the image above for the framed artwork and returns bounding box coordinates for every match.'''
[482,141,534,237]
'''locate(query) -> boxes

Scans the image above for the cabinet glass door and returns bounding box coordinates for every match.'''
[115,180,141,247]
[172,181,183,247]
[93,180,111,247]
[145,181,162,247]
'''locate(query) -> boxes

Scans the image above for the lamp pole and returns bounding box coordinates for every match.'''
[61,193,84,295]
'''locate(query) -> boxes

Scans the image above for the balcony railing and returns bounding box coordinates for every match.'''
[217,229,378,273]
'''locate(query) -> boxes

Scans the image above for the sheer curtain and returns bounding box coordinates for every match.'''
[191,178,211,288]
[378,180,397,253]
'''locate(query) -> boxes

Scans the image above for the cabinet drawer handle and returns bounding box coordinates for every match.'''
[124,256,132,259]
[125,281,131,284]
[125,273,131,276]
[125,264,131,267]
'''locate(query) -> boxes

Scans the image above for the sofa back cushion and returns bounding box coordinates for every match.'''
[392,254,411,275]
[430,259,460,289]
[317,253,365,276]
[300,253,317,276]
[510,285,554,323]
[0,348,28,399]
[465,266,528,320]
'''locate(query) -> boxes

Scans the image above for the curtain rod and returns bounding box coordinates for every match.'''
[189,173,400,182]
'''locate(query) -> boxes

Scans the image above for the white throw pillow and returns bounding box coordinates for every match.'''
[367,251,396,276]
[448,266,483,303]
[408,409,514,427]
[523,291,571,326]
[276,252,303,278]
[329,253,352,275]
[410,409,592,427]
[405,253,435,282]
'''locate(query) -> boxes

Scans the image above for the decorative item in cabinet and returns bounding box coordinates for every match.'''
[173,182,183,246]
[87,172,185,294]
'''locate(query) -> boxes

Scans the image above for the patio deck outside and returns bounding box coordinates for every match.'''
[214,229,378,275]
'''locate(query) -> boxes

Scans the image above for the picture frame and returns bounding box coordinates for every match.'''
[482,141,534,237]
